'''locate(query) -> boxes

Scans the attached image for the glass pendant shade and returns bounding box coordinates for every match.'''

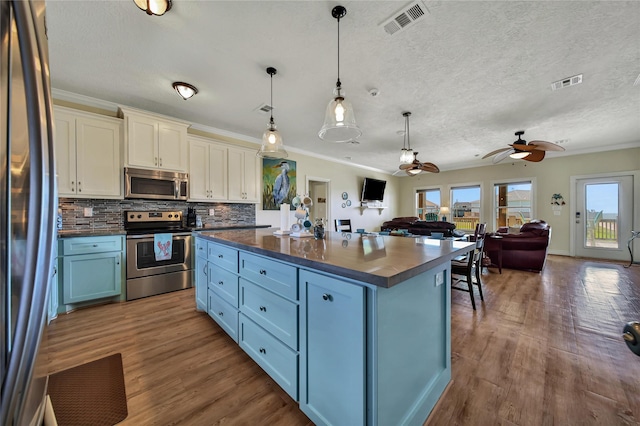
[407,168,422,176]
[257,67,288,159]
[399,148,414,164]
[509,151,530,159]
[319,88,362,143]
[258,121,288,159]
[133,0,172,16]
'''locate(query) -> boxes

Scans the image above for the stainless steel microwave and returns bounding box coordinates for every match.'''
[124,168,189,201]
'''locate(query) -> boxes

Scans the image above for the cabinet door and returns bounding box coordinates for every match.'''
[300,270,366,426]
[195,254,208,311]
[189,139,210,201]
[242,149,259,202]
[227,147,245,201]
[208,143,228,200]
[62,252,122,304]
[54,110,77,196]
[127,115,158,168]
[75,117,122,198]
[158,122,187,171]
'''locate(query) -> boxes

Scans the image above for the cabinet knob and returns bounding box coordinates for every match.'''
[259,306,266,312]
[218,254,223,259]
[93,244,98,247]
[154,157,158,165]
[203,265,207,276]
[259,348,266,354]
[259,269,267,275]
[159,158,163,166]
[218,311,223,317]
[218,281,224,286]
[322,293,332,301]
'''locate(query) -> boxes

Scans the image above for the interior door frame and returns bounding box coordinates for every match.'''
[569,171,639,260]
[306,176,331,229]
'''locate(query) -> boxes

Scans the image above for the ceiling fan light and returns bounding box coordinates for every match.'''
[172,82,198,100]
[134,0,172,16]
[407,168,422,176]
[510,151,530,159]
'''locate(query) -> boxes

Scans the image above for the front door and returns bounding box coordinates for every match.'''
[575,175,633,261]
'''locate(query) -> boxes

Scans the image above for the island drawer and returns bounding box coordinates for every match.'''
[208,264,239,308]
[60,235,123,256]
[239,252,297,300]
[195,238,207,258]
[239,314,298,400]
[240,278,298,350]
[208,290,239,343]
[208,242,238,273]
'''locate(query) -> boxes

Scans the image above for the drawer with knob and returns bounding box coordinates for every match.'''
[208,290,239,343]
[208,264,239,308]
[239,252,297,300]
[239,313,298,400]
[208,242,238,273]
[240,278,298,349]
[61,235,123,255]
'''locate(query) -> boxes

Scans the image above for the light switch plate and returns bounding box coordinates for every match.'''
[435,271,445,287]
[209,208,215,216]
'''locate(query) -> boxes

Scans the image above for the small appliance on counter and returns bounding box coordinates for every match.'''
[186,207,197,227]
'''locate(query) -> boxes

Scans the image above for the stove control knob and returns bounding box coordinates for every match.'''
[168,214,173,218]
[129,214,134,219]
[137,214,142,219]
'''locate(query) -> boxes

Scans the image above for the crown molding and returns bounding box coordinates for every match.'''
[51,88,119,112]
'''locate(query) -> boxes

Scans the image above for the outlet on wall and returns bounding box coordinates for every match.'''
[83,207,93,217]
[209,208,215,216]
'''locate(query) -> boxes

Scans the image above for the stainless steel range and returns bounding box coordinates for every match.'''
[124,210,193,300]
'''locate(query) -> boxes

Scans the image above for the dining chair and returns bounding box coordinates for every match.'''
[451,223,486,310]
[335,219,352,232]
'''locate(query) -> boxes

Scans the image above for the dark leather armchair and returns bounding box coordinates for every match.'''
[485,220,551,272]
[381,217,457,236]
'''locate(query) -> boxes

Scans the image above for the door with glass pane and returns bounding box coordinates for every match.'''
[575,176,633,261]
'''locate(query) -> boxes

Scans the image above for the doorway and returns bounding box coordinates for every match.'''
[306,176,330,228]
[573,174,633,261]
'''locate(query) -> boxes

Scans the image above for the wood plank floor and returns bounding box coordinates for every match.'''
[45,255,640,425]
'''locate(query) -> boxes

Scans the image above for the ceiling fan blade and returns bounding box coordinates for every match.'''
[392,169,405,176]
[493,149,514,164]
[509,143,537,152]
[399,163,415,170]
[420,162,440,173]
[524,149,545,162]
[528,140,565,152]
[482,147,511,159]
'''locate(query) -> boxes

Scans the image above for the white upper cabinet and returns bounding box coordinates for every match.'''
[54,106,123,199]
[188,136,228,201]
[120,106,189,172]
[227,146,259,203]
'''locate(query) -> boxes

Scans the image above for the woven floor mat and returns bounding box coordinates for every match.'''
[47,353,128,425]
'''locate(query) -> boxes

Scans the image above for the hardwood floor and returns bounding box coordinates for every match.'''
[45,255,640,425]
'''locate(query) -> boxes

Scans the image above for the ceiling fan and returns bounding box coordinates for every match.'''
[482,130,565,164]
[398,151,440,176]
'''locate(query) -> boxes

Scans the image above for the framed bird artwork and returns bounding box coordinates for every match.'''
[262,158,297,210]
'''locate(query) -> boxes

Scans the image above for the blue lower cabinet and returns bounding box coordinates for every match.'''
[239,314,298,400]
[208,290,239,343]
[62,251,122,304]
[195,254,208,311]
[299,270,366,426]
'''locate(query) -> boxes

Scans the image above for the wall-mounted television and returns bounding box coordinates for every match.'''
[361,177,387,202]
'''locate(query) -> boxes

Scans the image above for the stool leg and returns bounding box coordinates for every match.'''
[466,270,476,310]
[475,263,484,301]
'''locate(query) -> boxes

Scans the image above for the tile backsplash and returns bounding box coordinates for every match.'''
[59,198,256,231]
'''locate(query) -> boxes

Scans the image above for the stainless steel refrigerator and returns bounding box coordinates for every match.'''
[1,0,57,424]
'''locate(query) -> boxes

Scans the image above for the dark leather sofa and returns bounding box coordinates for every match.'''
[485,220,551,272]
[381,216,457,236]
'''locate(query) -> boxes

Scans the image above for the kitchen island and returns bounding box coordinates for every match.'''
[194,228,473,426]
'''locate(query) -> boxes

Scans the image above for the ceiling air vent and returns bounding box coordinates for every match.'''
[380,1,429,36]
[551,74,583,91]
[254,103,273,114]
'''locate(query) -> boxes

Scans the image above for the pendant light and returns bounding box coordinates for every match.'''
[257,67,288,159]
[133,0,172,16]
[318,5,362,143]
[399,112,414,164]
[172,82,198,100]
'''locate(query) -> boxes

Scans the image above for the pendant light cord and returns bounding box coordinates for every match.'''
[336,16,341,91]
[406,114,411,150]
[270,73,274,125]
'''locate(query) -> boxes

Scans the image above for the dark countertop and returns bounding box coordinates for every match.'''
[196,228,474,288]
[191,224,271,232]
[57,229,126,238]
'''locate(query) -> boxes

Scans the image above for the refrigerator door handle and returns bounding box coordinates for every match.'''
[0,1,56,424]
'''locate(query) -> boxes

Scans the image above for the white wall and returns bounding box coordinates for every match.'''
[396,148,640,256]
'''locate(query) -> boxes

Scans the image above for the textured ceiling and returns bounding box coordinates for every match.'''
[45,1,640,174]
